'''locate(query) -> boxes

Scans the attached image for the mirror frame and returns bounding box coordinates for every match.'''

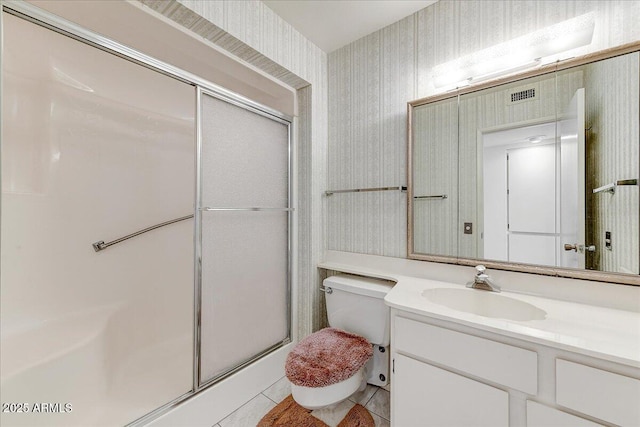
[407,41,640,286]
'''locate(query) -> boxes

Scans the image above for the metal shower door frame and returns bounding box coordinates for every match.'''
[194,86,293,390]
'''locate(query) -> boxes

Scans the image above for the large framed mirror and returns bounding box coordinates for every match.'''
[408,42,640,285]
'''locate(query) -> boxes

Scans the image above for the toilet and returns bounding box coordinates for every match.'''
[285,274,393,409]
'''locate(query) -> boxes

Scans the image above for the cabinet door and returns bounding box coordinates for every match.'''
[393,354,508,427]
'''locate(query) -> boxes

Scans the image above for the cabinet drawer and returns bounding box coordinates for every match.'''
[556,359,640,426]
[394,316,537,394]
[527,400,602,426]
[394,353,508,427]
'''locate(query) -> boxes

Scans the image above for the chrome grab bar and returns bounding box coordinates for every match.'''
[325,186,406,196]
[92,207,294,252]
[92,214,193,252]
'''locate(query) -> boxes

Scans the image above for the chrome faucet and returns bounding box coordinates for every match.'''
[466,265,501,292]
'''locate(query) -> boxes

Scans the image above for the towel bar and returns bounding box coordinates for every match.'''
[325,186,407,196]
[92,214,193,252]
[414,194,448,200]
[592,179,638,194]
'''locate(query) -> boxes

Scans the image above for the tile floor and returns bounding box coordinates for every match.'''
[214,377,391,427]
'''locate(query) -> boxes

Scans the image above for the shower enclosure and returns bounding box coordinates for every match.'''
[0,4,292,426]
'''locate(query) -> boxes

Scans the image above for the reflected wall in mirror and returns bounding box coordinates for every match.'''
[408,45,639,284]
[412,97,458,256]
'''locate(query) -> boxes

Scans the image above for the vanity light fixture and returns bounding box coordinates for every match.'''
[432,12,595,90]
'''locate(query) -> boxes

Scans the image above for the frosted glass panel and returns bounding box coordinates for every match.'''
[1,13,194,427]
[198,89,290,384]
[201,93,289,207]
[200,211,289,382]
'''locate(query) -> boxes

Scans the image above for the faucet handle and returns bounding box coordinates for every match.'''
[475,265,486,275]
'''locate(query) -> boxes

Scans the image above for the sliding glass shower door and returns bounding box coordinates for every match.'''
[2,5,294,426]
[198,91,291,384]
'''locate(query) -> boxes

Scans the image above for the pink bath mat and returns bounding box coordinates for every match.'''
[285,327,373,388]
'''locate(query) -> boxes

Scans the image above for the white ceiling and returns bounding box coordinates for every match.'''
[262,0,438,53]
[483,122,556,148]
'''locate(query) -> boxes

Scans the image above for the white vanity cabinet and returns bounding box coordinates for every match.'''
[318,253,640,426]
[390,309,640,427]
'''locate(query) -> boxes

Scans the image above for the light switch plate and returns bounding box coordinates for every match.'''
[464,222,473,234]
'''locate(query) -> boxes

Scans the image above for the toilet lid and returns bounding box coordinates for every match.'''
[285,327,373,388]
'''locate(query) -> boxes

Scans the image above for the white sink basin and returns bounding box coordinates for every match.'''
[421,288,547,321]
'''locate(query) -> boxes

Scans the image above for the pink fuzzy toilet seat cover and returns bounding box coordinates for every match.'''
[285,327,373,388]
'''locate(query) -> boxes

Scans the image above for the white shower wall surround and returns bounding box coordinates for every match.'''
[0,4,295,426]
[1,12,196,426]
[327,0,640,258]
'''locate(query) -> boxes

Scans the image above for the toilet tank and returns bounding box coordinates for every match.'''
[324,274,394,346]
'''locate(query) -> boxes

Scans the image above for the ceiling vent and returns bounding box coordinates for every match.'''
[508,87,537,105]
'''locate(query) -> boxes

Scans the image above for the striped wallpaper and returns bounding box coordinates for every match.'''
[328,0,640,259]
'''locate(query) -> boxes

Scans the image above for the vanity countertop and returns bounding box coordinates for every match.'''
[384,276,640,368]
[319,251,640,369]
